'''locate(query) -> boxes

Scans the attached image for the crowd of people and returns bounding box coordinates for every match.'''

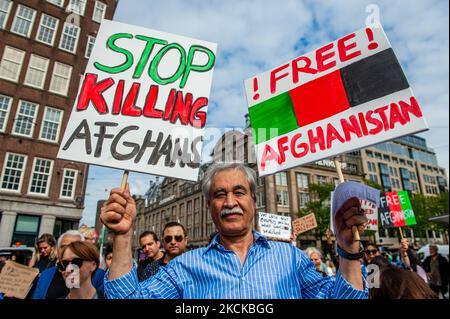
[0,163,448,300]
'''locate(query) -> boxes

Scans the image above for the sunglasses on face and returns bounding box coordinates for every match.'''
[364,249,378,255]
[57,258,84,271]
[164,235,184,244]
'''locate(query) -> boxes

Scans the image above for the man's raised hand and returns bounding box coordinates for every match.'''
[100,184,136,235]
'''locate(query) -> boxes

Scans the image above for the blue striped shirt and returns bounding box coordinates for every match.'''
[105,231,368,299]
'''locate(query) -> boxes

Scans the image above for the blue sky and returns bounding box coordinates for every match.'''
[80,0,449,226]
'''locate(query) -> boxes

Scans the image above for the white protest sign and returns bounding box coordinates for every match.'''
[58,20,217,181]
[245,24,428,176]
[360,199,378,231]
[257,212,292,241]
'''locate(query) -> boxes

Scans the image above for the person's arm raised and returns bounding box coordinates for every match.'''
[100,184,136,280]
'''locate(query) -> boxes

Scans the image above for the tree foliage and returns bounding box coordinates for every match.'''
[409,191,449,237]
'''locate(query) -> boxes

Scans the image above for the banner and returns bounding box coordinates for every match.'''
[379,191,416,228]
[245,24,428,176]
[292,213,317,235]
[58,20,217,181]
[257,212,292,241]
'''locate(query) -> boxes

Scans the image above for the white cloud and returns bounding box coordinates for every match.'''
[82,0,449,225]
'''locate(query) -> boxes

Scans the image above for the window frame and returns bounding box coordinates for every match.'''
[28,157,54,197]
[36,13,59,46]
[12,100,39,138]
[11,4,36,38]
[46,0,64,7]
[0,152,28,193]
[24,54,50,89]
[39,106,63,143]
[0,0,13,29]
[59,22,80,53]
[68,0,87,16]
[0,46,25,82]
[59,168,78,199]
[85,35,96,58]
[0,94,12,132]
[92,1,106,23]
[49,61,72,96]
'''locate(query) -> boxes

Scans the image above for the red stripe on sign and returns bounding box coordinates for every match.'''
[289,70,350,128]
[386,191,406,227]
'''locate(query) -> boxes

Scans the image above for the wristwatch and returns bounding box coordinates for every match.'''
[336,243,364,260]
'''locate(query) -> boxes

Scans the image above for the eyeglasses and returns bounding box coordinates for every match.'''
[364,249,378,255]
[164,235,184,243]
[57,258,84,271]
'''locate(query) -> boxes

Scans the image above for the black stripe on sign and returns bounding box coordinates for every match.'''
[340,48,410,107]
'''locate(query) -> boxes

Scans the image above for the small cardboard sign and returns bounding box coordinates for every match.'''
[0,261,39,299]
[360,199,378,231]
[292,213,318,235]
[257,212,292,241]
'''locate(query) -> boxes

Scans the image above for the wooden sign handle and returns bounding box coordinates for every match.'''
[399,226,404,239]
[120,170,129,191]
[334,158,360,241]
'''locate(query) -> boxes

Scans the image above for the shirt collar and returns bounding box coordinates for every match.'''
[203,230,270,255]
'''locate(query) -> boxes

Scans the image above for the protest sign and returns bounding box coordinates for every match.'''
[257,212,292,241]
[360,199,378,231]
[0,261,39,299]
[379,191,416,228]
[245,24,428,176]
[292,213,317,235]
[58,20,217,181]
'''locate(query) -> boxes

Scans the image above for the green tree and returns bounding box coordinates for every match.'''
[362,178,382,191]
[409,192,449,238]
[298,182,334,240]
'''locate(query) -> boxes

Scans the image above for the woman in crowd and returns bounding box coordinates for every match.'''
[58,241,103,299]
[30,234,57,273]
[369,256,437,299]
[104,245,113,270]
[305,247,328,277]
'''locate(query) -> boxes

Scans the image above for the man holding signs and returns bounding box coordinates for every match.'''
[102,163,367,298]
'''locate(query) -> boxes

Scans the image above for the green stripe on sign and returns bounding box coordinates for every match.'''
[248,92,299,144]
[398,191,416,226]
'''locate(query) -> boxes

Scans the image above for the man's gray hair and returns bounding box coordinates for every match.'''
[57,230,85,248]
[201,163,257,201]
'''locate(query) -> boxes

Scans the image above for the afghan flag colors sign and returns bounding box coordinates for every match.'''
[57,20,217,181]
[379,191,416,228]
[245,24,428,176]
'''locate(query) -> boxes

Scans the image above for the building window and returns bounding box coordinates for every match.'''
[13,100,38,137]
[85,35,96,58]
[276,190,289,206]
[24,54,49,89]
[298,192,310,209]
[256,191,265,208]
[12,215,40,247]
[29,158,53,196]
[383,154,390,161]
[316,175,328,184]
[275,172,288,186]
[47,0,64,6]
[11,4,36,37]
[49,62,72,96]
[40,106,63,142]
[0,46,25,82]
[1,153,27,191]
[0,94,12,132]
[366,150,373,158]
[68,0,86,16]
[60,169,77,199]
[0,0,12,29]
[93,1,106,23]
[59,22,80,53]
[296,173,309,189]
[375,152,382,160]
[36,14,59,45]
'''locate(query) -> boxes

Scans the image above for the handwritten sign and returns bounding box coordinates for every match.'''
[293,213,318,235]
[0,261,39,299]
[57,20,217,181]
[245,24,428,176]
[257,212,292,241]
[360,199,378,231]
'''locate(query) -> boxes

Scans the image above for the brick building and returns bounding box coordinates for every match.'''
[0,0,118,247]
